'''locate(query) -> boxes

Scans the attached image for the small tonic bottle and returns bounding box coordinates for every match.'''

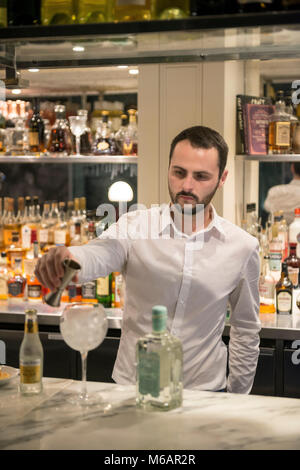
[136,305,183,411]
[19,308,43,395]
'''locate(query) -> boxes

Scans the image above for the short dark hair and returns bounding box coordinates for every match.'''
[294,162,300,176]
[169,126,228,178]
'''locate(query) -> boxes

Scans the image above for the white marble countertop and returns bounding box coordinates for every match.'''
[2,376,300,450]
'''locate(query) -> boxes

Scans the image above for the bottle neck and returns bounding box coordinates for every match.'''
[25,315,39,334]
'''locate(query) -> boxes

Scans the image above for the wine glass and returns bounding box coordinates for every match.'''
[59,302,109,407]
[68,115,87,156]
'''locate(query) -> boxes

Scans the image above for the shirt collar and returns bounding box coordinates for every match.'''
[159,202,225,238]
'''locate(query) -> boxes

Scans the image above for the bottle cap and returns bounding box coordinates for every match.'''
[152,305,167,333]
[25,309,37,315]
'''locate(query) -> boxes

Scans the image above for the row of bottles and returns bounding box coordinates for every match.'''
[0,195,124,308]
[268,90,300,155]
[3,0,300,28]
[242,204,300,314]
[0,104,138,157]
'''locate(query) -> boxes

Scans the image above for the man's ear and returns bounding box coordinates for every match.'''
[218,169,228,189]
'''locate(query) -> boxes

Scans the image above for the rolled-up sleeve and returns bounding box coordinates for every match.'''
[227,243,261,394]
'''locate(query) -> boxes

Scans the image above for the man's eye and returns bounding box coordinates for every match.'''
[174,170,184,177]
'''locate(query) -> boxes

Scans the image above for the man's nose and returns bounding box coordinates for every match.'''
[182,175,194,192]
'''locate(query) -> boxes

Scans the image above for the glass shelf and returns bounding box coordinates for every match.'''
[1,12,300,68]
[0,154,138,164]
[236,154,300,162]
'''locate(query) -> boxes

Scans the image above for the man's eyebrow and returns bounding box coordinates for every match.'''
[172,166,212,176]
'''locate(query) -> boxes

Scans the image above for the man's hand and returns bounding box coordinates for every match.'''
[34,246,78,292]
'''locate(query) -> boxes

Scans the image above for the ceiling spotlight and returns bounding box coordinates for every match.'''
[129,69,139,75]
[117,65,128,69]
[28,68,40,73]
[73,46,85,52]
[12,89,22,95]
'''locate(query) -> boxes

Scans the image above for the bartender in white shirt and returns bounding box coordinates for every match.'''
[264,162,300,225]
[35,126,261,394]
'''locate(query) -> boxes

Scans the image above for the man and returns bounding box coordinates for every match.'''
[264,162,300,225]
[35,126,261,394]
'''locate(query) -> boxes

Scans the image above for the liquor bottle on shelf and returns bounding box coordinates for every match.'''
[136,305,183,411]
[122,109,138,156]
[47,105,73,155]
[113,0,152,21]
[70,221,82,246]
[8,0,40,25]
[96,274,112,307]
[29,101,45,154]
[111,271,124,308]
[41,0,75,25]
[268,90,291,155]
[76,0,113,23]
[21,196,33,252]
[92,110,118,155]
[276,262,293,315]
[114,114,128,154]
[289,208,300,258]
[68,283,82,302]
[54,202,70,247]
[3,197,21,252]
[245,203,259,238]
[152,0,189,19]
[19,308,43,396]
[285,96,298,148]
[272,212,288,261]
[15,196,25,225]
[77,110,92,155]
[285,243,300,289]
[0,252,8,300]
[7,257,26,302]
[0,0,7,28]
[26,241,42,302]
[259,256,276,314]
[38,201,51,253]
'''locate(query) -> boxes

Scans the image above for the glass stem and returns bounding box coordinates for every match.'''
[76,135,80,155]
[80,351,88,400]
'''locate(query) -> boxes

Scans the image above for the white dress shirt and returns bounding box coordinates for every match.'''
[68,204,261,394]
[264,179,300,225]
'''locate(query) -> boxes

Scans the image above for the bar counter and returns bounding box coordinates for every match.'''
[1,300,300,340]
[1,376,300,450]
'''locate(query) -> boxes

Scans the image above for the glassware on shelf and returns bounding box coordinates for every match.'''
[47,105,73,156]
[77,109,92,155]
[122,109,138,156]
[114,114,127,154]
[152,0,189,19]
[28,102,45,155]
[259,256,276,314]
[92,110,118,156]
[41,0,75,25]
[5,118,28,156]
[69,115,87,156]
[59,302,109,407]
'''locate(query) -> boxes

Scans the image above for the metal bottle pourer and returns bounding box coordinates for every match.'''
[44,258,81,307]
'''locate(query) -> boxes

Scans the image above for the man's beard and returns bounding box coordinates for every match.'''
[168,180,220,215]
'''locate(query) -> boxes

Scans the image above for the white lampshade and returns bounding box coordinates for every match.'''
[108,181,133,202]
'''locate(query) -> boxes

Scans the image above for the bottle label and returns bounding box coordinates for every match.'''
[82,281,96,299]
[29,131,39,147]
[22,225,31,249]
[39,228,48,244]
[117,0,146,5]
[277,291,292,313]
[4,229,20,247]
[269,252,282,271]
[288,267,299,287]
[54,230,66,245]
[138,350,160,398]
[259,279,274,299]
[8,280,24,297]
[20,359,41,384]
[97,277,109,296]
[28,284,42,298]
[275,122,290,147]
